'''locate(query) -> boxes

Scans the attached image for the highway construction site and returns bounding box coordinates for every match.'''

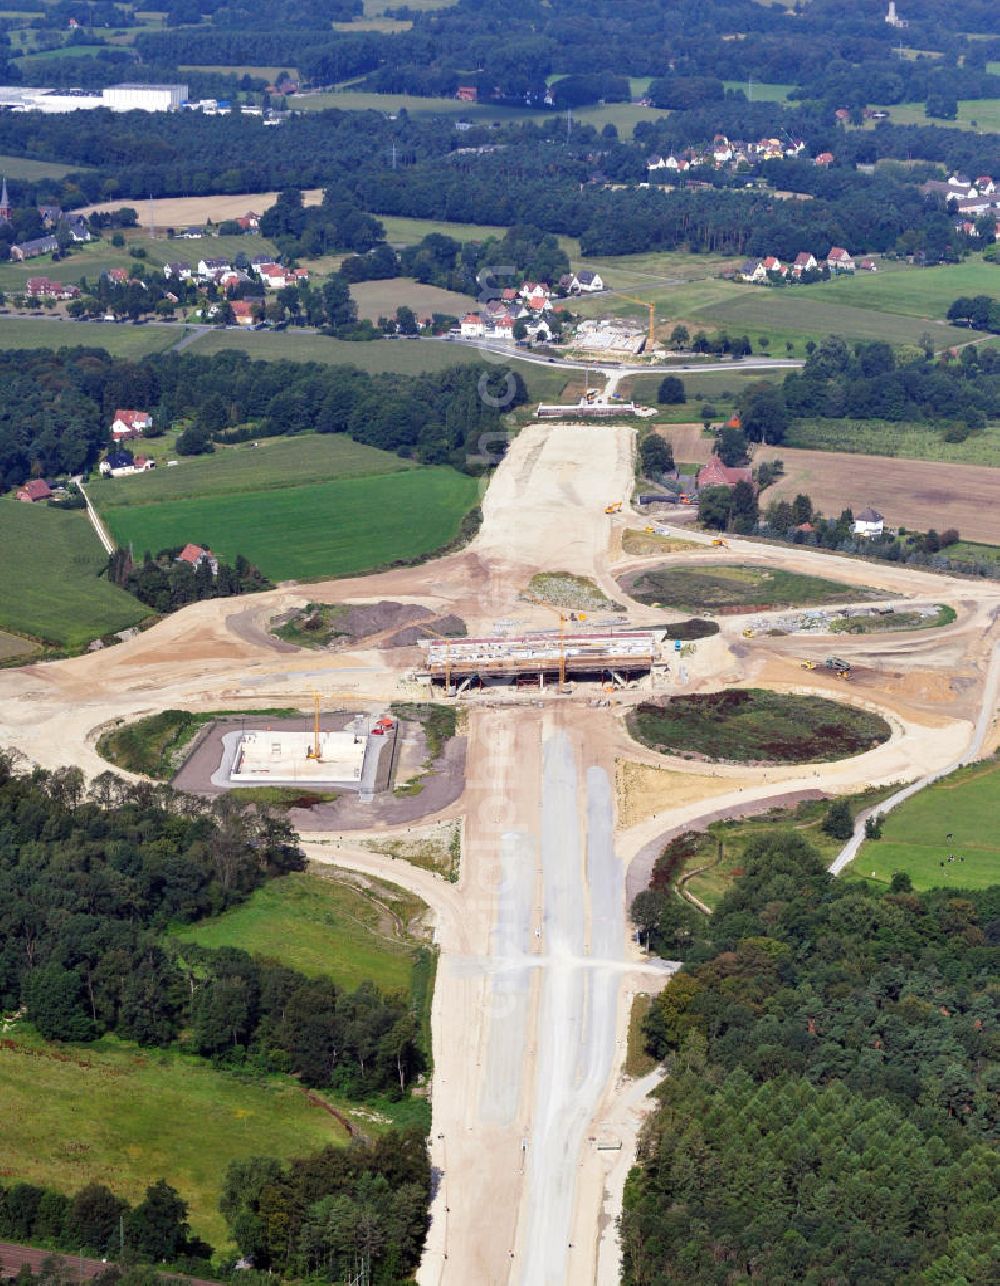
[1,416,998,1286]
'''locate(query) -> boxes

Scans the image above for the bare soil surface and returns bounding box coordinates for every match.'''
[757,443,1000,543]
[77,189,324,224]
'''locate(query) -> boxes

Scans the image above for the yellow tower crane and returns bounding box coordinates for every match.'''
[225,692,326,760]
[612,291,657,353]
[525,597,587,692]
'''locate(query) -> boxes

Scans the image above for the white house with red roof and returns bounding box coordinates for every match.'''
[460,312,486,338]
[111,409,153,441]
[826,246,855,272]
[176,543,219,573]
[761,256,787,277]
[230,299,257,326]
[791,252,818,277]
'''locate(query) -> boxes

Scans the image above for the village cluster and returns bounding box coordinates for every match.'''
[734,245,876,285]
[920,173,1000,239]
[458,269,605,342]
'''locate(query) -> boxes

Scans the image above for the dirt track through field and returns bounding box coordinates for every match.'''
[757,445,1000,542]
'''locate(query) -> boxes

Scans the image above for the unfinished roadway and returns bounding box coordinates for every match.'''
[1,419,999,1286]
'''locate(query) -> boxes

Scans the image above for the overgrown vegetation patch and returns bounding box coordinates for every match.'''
[628,688,891,764]
[97,707,296,779]
[623,563,875,612]
[527,571,623,613]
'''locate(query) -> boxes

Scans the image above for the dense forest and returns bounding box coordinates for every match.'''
[0,755,426,1092]
[0,347,528,489]
[625,831,999,1284]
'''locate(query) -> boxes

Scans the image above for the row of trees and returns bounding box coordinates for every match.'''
[0,1178,208,1266]
[624,830,999,1282]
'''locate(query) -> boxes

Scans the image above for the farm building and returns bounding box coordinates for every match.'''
[16,478,52,503]
[111,409,152,441]
[697,458,754,490]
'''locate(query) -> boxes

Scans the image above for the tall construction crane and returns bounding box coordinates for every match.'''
[526,597,587,692]
[612,291,657,353]
[419,622,462,695]
[235,691,326,759]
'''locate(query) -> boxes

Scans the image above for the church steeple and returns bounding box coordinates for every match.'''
[0,175,11,225]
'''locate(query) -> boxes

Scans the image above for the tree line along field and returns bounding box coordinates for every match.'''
[98,466,481,581]
[852,759,1000,891]
[0,1032,350,1250]
[0,500,150,649]
[863,99,1000,133]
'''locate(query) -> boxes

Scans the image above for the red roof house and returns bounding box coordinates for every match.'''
[16,478,52,503]
[696,458,754,490]
[176,543,219,573]
[112,409,152,440]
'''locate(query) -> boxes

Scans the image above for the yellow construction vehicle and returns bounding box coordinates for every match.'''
[742,628,754,638]
[711,538,729,548]
[613,291,657,352]
[605,500,623,514]
[800,659,817,670]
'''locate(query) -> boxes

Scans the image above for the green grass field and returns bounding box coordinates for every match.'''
[623,564,875,611]
[173,869,420,995]
[628,689,890,764]
[186,327,488,371]
[94,434,410,508]
[0,152,91,180]
[351,277,474,322]
[722,80,793,101]
[0,500,150,648]
[785,418,1000,466]
[99,467,480,580]
[694,289,970,351]
[805,257,998,320]
[852,759,1000,890]
[865,99,1000,132]
[0,316,180,355]
[0,1031,349,1248]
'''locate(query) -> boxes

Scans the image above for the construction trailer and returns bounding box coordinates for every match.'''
[418,629,661,692]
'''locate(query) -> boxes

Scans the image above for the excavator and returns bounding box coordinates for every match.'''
[605,500,623,514]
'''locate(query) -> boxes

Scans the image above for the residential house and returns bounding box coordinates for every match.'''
[257,263,289,289]
[250,254,278,269]
[37,204,63,227]
[64,215,90,243]
[180,226,205,239]
[26,276,80,300]
[574,269,603,293]
[826,246,855,273]
[696,458,754,490]
[859,257,878,272]
[10,235,59,261]
[162,261,192,281]
[236,211,260,231]
[230,299,257,326]
[111,408,152,441]
[814,151,834,167]
[16,478,52,503]
[105,267,130,285]
[176,543,219,573]
[853,506,885,538]
[739,259,768,284]
[456,85,478,102]
[762,255,787,277]
[460,312,486,338]
[197,256,231,278]
[520,281,550,300]
[99,450,135,477]
[791,251,818,277]
[219,269,252,293]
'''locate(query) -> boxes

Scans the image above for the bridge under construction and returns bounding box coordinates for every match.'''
[418,628,662,691]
